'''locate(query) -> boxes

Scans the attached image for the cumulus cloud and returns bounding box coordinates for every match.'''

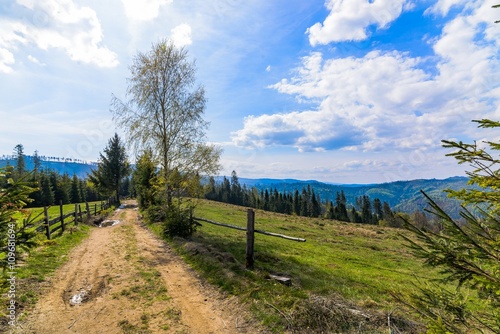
[0,0,118,72]
[0,48,15,73]
[232,108,364,152]
[171,23,192,47]
[307,0,407,45]
[233,2,500,153]
[121,0,172,21]
[425,0,469,16]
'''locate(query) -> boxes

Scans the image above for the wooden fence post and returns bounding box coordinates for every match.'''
[85,201,91,221]
[246,209,255,269]
[74,204,78,226]
[59,200,65,233]
[94,203,97,216]
[44,206,51,240]
[77,204,82,226]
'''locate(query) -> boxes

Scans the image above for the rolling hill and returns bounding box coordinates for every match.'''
[1,155,470,215]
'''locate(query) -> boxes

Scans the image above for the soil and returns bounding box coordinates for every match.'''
[18,201,263,333]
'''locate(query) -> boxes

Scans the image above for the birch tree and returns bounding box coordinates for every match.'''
[111,39,221,205]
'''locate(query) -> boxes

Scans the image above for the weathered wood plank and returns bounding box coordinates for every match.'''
[268,274,292,286]
[194,217,247,231]
[254,229,306,242]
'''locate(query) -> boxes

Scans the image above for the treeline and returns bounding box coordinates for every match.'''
[5,144,130,207]
[204,171,403,227]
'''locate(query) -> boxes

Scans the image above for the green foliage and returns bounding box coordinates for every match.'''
[0,168,37,270]
[403,119,500,333]
[144,204,169,224]
[133,149,157,210]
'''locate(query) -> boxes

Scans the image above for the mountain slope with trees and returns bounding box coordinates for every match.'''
[214,175,470,218]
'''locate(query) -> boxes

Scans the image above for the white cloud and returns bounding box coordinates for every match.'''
[0,48,15,73]
[27,54,45,66]
[0,0,118,72]
[307,0,407,45]
[425,0,469,16]
[266,65,271,72]
[171,23,192,47]
[121,0,172,21]
[234,2,500,154]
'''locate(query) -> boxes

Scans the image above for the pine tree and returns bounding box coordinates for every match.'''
[13,144,26,180]
[89,133,130,204]
[311,190,321,217]
[40,173,54,206]
[293,190,300,215]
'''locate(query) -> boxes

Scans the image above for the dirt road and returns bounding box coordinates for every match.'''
[20,202,260,333]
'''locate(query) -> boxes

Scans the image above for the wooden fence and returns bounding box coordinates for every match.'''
[28,200,111,240]
[193,208,306,269]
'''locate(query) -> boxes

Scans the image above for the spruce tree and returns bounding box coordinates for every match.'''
[89,133,130,204]
[13,144,26,180]
[402,119,500,333]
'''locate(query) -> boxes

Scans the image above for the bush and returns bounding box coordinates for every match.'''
[144,205,168,224]
[163,205,197,239]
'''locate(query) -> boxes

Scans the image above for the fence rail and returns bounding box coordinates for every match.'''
[193,208,306,269]
[27,200,111,240]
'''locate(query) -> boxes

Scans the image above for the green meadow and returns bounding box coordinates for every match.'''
[147,199,440,333]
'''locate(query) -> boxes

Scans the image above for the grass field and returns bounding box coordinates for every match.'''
[147,199,437,333]
[24,201,106,219]
[14,201,109,237]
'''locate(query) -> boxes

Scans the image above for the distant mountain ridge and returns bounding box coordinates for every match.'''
[216,176,470,216]
[0,155,97,179]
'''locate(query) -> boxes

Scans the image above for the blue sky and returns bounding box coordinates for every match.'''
[1,0,499,183]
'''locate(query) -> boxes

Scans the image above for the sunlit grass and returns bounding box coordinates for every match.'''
[145,199,440,332]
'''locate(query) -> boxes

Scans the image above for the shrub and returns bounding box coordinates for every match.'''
[144,205,168,224]
[163,205,196,239]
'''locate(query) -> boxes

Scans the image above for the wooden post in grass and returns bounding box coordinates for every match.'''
[85,201,91,221]
[246,209,255,269]
[74,204,78,226]
[77,204,82,226]
[44,206,51,240]
[59,200,65,233]
[94,203,97,216]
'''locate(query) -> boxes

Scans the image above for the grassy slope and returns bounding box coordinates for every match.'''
[149,199,437,333]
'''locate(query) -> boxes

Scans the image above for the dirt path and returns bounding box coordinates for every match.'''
[20,202,260,333]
